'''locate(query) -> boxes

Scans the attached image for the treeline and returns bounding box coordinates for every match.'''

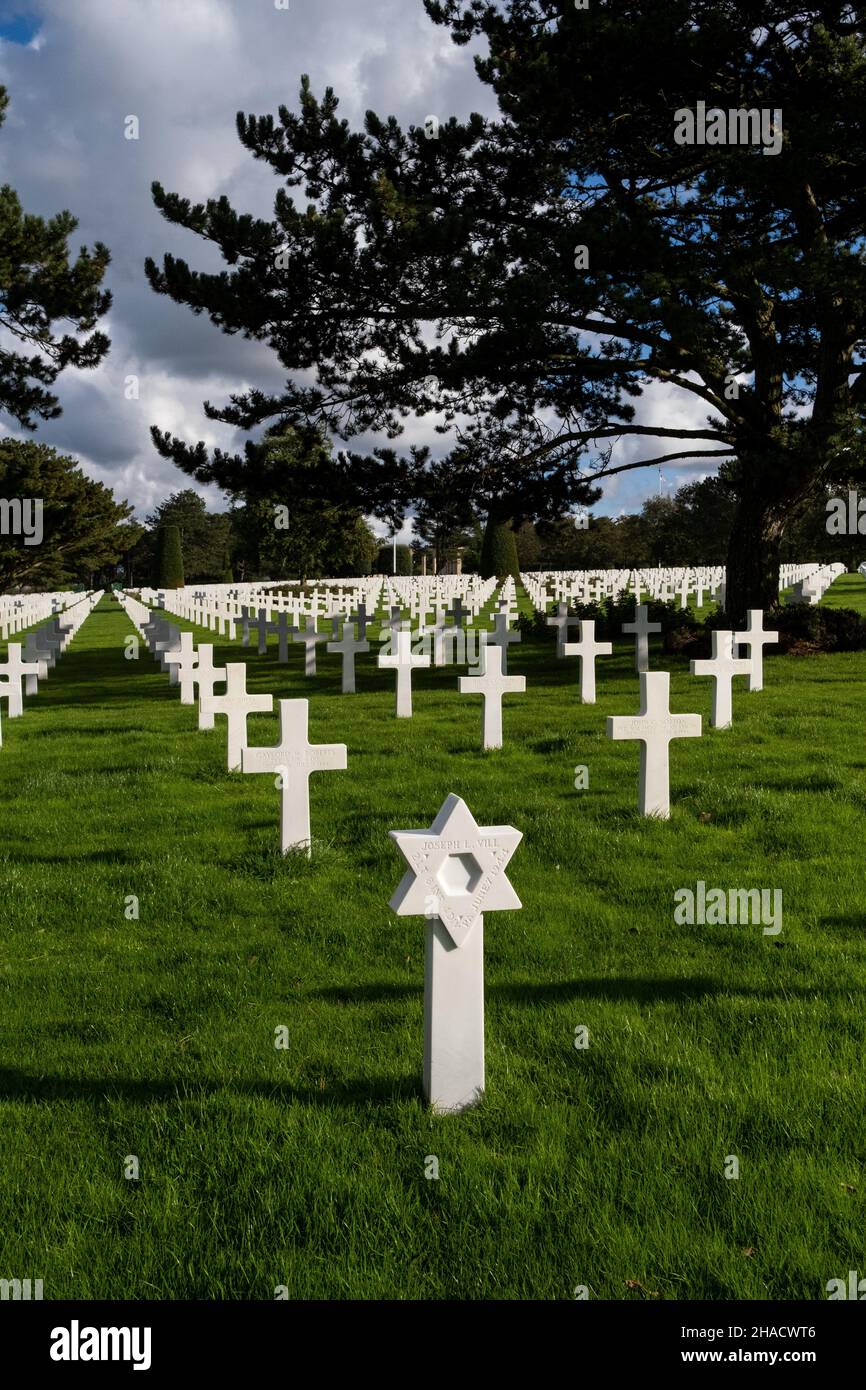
[2,434,859,594]
[439,477,862,576]
[132,490,380,587]
[139,474,863,589]
[512,477,862,573]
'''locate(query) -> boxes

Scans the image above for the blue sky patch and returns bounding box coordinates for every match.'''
[0,10,40,45]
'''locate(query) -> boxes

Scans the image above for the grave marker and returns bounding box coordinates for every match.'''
[546,601,578,657]
[562,620,612,704]
[292,621,328,676]
[242,698,347,855]
[327,623,370,694]
[193,646,228,729]
[735,609,779,693]
[488,611,521,674]
[458,643,525,749]
[254,608,277,655]
[164,631,198,703]
[378,625,430,717]
[200,662,273,770]
[0,644,41,718]
[622,603,662,673]
[607,671,701,818]
[389,793,522,1114]
[690,630,751,729]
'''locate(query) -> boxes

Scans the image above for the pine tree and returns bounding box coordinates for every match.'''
[144,6,866,620]
[0,87,111,428]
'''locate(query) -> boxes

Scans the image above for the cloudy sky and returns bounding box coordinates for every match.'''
[0,0,710,535]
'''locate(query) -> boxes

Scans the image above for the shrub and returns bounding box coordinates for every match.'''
[481,517,520,580]
[772,603,866,653]
[154,525,184,588]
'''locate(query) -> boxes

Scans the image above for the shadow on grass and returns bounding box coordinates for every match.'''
[313,976,865,1004]
[0,1069,420,1107]
[7,849,136,866]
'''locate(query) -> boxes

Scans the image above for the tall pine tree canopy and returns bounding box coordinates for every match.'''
[146,2,866,619]
[0,87,111,428]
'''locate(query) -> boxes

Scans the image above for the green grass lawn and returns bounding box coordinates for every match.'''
[818,571,866,615]
[1,576,866,1300]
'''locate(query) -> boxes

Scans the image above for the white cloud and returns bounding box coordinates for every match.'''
[0,1,727,522]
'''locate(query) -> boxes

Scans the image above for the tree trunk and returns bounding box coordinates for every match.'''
[724,488,784,626]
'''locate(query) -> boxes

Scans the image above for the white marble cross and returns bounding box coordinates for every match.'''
[380,605,403,636]
[193,645,227,729]
[292,621,328,676]
[327,622,370,694]
[236,605,252,647]
[389,793,522,1114]
[431,612,451,668]
[200,662,273,770]
[242,698,347,855]
[33,629,61,668]
[0,644,41,717]
[607,671,701,818]
[458,642,525,749]
[447,597,468,628]
[546,601,579,657]
[690,630,751,729]
[273,611,294,664]
[622,603,662,673]
[562,620,612,704]
[352,601,369,639]
[22,635,47,694]
[735,609,779,692]
[378,625,430,717]
[254,608,277,655]
[164,631,197,702]
[152,622,180,669]
[488,611,521,675]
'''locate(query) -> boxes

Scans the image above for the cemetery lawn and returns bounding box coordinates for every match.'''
[1,580,866,1302]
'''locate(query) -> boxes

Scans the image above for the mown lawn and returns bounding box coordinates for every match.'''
[1,576,865,1300]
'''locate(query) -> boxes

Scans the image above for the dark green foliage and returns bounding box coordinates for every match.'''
[480,515,520,579]
[154,525,184,588]
[130,490,233,584]
[0,86,111,427]
[144,6,866,619]
[772,602,866,653]
[228,427,378,582]
[0,437,138,590]
[375,543,412,575]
